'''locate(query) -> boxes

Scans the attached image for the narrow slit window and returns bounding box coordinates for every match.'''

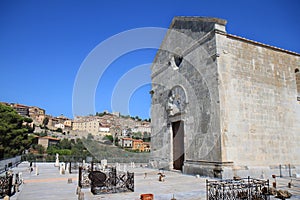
[295,68,300,101]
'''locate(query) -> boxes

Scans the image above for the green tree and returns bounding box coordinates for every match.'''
[35,144,45,154]
[132,132,142,139]
[145,118,151,122]
[96,111,107,117]
[58,138,72,149]
[46,146,72,155]
[35,131,47,137]
[114,136,119,146]
[143,132,151,142]
[24,117,33,123]
[135,116,142,121]
[46,145,57,155]
[42,117,49,129]
[103,135,113,143]
[56,128,63,133]
[23,117,34,133]
[70,138,75,144]
[87,133,94,141]
[71,138,90,157]
[0,103,32,158]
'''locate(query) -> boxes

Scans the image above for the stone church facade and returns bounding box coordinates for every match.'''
[150,17,300,178]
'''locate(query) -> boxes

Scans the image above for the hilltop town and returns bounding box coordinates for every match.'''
[0,102,151,153]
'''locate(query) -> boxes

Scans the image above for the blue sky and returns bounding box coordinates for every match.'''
[0,0,299,120]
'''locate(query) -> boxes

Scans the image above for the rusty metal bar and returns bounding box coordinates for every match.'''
[279,164,282,177]
[78,166,82,187]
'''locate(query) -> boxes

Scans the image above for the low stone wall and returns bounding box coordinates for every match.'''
[0,156,21,174]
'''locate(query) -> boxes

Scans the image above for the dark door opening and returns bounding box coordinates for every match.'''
[172,121,184,171]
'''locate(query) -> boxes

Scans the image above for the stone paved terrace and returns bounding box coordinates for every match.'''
[5,162,300,200]
[10,162,78,200]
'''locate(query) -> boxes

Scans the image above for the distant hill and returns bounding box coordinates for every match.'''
[81,138,150,163]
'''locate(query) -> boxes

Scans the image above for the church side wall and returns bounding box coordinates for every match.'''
[216,33,300,172]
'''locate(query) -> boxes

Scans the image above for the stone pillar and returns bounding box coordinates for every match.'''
[78,192,84,200]
[19,172,23,183]
[55,153,60,167]
[67,178,72,184]
[35,166,39,176]
[76,186,81,195]
[60,163,65,175]
[66,163,70,174]
[101,159,107,169]
[130,162,135,168]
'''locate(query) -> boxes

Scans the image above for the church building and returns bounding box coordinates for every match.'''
[150,17,300,178]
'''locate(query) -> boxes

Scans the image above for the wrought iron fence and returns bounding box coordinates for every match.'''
[78,166,134,195]
[78,166,91,188]
[0,171,23,198]
[206,176,270,200]
[0,175,12,198]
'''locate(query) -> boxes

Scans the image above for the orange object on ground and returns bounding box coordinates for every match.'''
[140,193,154,200]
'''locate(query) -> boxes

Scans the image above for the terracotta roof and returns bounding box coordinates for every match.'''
[41,136,60,141]
[31,134,40,138]
[13,104,29,108]
[132,139,143,142]
[121,138,133,141]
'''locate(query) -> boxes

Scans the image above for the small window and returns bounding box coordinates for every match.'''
[295,68,300,101]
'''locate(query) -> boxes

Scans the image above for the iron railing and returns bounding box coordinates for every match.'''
[206,177,270,200]
[0,172,22,198]
[0,175,12,198]
[78,166,134,195]
[78,166,91,188]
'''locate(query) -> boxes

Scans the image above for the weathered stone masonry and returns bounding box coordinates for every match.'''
[150,16,300,178]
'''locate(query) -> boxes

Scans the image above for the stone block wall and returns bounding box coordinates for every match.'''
[216,32,300,168]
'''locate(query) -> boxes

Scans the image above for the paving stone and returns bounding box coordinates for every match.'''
[7,162,300,200]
